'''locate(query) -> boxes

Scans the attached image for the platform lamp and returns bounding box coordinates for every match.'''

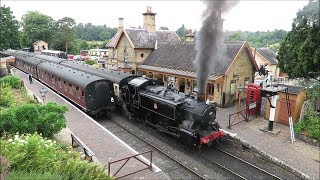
[39,86,48,104]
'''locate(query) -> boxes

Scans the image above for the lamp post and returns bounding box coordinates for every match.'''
[39,86,48,104]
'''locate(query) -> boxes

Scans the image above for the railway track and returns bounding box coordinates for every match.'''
[100,115,206,180]
[216,147,282,179]
[196,147,283,180]
[100,113,288,180]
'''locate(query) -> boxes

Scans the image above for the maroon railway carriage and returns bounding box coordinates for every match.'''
[36,62,115,115]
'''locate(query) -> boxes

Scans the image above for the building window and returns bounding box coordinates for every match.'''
[140,53,144,58]
[244,78,250,87]
[230,80,236,94]
[217,83,220,92]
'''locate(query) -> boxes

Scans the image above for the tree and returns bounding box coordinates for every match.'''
[51,17,76,54]
[21,11,55,48]
[159,26,169,30]
[0,5,20,50]
[277,0,320,78]
[176,24,188,41]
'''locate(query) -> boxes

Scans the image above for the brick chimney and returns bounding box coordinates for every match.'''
[118,17,124,31]
[142,6,157,33]
[185,29,195,42]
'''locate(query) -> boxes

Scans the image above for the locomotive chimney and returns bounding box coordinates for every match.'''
[197,94,206,101]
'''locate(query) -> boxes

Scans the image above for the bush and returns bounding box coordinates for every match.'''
[294,81,320,141]
[7,170,63,180]
[0,102,68,138]
[1,133,112,180]
[0,83,16,108]
[0,76,21,89]
[295,106,320,141]
[85,60,96,65]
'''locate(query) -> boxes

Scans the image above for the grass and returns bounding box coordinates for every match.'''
[7,170,64,180]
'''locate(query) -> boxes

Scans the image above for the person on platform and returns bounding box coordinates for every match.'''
[28,73,33,84]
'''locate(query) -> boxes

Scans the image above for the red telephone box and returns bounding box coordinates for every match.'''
[246,83,262,115]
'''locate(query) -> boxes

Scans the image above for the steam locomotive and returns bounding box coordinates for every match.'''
[1,50,224,147]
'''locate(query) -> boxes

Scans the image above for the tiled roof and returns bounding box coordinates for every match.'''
[138,65,221,81]
[106,29,180,49]
[141,41,246,74]
[106,31,121,48]
[275,84,305,95]
[256,48,278,65]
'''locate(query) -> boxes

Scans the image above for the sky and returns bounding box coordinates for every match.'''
[2,0,309,32]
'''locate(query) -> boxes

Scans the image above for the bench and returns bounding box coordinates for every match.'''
[71,134,95,162]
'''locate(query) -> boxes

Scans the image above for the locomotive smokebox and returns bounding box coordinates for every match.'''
[197,94,206,101]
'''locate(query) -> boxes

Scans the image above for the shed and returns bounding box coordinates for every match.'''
[265,85,306,126]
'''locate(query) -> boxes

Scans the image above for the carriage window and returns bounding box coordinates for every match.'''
[69,83,72,94]
[75,87,80,97]
[114,86,118,95]
[64,81,67,91]
[81,90,85,100]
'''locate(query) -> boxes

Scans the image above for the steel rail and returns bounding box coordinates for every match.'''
[108,117,206,180]
[215,147,283,180]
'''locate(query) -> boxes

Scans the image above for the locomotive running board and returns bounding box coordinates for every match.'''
[219,129,237,138]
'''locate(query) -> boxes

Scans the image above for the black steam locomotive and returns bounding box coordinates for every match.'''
[1,50,224,147]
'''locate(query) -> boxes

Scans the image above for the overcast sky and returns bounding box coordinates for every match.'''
[2,0,309,31]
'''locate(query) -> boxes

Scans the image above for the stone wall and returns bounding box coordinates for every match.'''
[222,47,254,107]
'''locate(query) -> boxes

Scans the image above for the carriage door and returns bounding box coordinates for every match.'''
[133,87,139,108]
[95,81,110,108]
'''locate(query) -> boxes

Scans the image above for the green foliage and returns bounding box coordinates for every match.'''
[294,80,320,141]
[294,107,320,141]
[0,76,21,89]
[50,17,76,54]
[1,133,112,180]
[19,87,37,104]
[0,5,20,50]
[0,102,67,138]
[159,26,169,30]
[176,24,189,41]
[277,0,320,78]
[225,29,287,49]
[21,11,55,48]
[84,60,96,65]
[7,170,63,180]
[75,23,117,42]
[0,83,16,108]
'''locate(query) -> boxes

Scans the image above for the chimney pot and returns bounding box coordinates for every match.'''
[118,17,124,31]
[142,6,157,33]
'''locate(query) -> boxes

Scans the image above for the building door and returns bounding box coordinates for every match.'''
[278,98,295,125]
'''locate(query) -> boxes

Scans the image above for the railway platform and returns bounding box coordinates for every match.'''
[14,69,170,179]
[216,105,320,179]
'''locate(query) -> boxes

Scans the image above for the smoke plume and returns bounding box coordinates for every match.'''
[193,0,239,95]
